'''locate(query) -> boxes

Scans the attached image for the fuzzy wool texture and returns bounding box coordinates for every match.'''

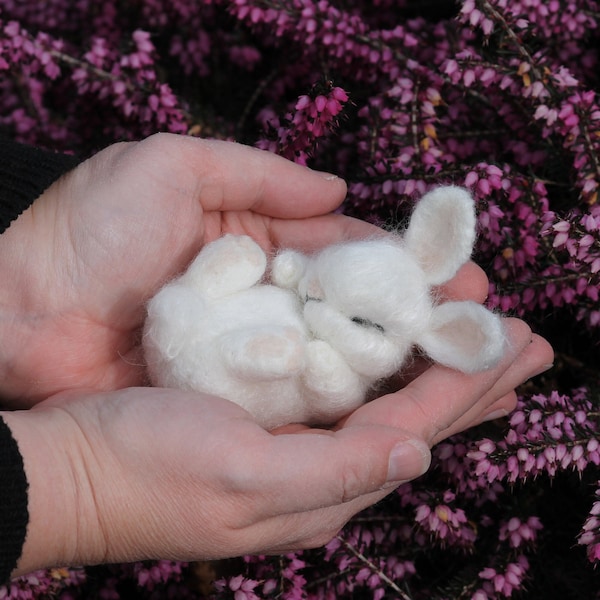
[143,186,506,429]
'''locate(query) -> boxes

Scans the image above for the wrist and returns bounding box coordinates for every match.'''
[1,405,105,576]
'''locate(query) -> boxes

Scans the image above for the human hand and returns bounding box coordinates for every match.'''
[5,319,551,576]
[0,134,359,406]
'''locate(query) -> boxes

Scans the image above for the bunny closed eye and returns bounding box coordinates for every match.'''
[350,316,385,333]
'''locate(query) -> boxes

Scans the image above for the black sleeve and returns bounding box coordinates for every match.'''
[0,139,81,234]
[0,417,29,584]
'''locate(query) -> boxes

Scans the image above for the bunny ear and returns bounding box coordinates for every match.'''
[404,186,477,286]
[417,301,506,374]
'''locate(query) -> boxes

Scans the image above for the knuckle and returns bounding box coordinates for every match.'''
[398,386,441,441]
[337,462,366,504]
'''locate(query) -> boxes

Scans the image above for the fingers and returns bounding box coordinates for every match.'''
[437,261,490,303]
[267,213,383,252]
[478,391,519,423]
[343,318,554,445]
[137,134,348,219]
[426,331,553,443]
[239,487,393,555]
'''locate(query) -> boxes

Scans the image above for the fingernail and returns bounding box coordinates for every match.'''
[311,168,339,181]
[385,440,431,485]
[482,408,510,423]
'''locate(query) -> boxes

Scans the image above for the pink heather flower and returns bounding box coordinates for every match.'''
[133,560,184,590]
[477,556,530,598]
[0,568,86,599]
[256,82,349,164]
[415,501,477,547]
[499,516,543,548]
[214,575,261,600]
[578,482,600,563]
[468,389,599,485]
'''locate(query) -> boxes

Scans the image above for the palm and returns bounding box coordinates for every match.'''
[0,135,352,406]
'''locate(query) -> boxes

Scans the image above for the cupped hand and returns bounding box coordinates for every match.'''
[5,316,551,575]
[0,134,357,405]
[0,132,556,576]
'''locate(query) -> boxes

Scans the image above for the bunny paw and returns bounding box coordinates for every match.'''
[184,234,267,298]
[304,340,364,399]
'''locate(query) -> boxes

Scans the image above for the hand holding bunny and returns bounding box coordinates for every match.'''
[0,135,552,580]
[144,186,506,429]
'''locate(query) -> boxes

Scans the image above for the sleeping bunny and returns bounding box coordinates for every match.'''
[143,186,505,429]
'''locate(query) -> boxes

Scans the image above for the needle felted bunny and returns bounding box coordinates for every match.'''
[143,186,505,429]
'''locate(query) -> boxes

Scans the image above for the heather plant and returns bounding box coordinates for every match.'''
[1,0,599,598]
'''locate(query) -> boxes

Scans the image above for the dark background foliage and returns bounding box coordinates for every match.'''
[1,0,599,598]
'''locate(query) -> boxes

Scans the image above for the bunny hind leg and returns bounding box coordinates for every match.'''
[220,326,306,381]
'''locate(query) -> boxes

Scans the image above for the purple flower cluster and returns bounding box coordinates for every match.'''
[469,389,600,483]
[214,574,261,600]
[71,29,187,137]
[577,482,600,563]
[498,516,543,549]
[1,0,600,598]
[214,554,307,600]
[0,568,85,600]
[0,7,187,149]
[414,491,478,548]
[255,82,349,164]
[475,556,530,600]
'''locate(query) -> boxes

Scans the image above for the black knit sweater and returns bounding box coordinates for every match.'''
[0,139,81,583]
[0,418,29,584]
[0,140,80,233]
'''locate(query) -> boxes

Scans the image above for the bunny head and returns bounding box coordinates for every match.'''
[273,186,505,378]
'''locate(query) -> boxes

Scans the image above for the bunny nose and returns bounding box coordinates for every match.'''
[305,278,324,300]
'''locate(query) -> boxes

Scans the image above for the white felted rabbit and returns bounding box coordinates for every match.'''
[143,186,505,429]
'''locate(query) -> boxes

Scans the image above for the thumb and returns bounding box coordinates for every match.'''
[241,426,431,516]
